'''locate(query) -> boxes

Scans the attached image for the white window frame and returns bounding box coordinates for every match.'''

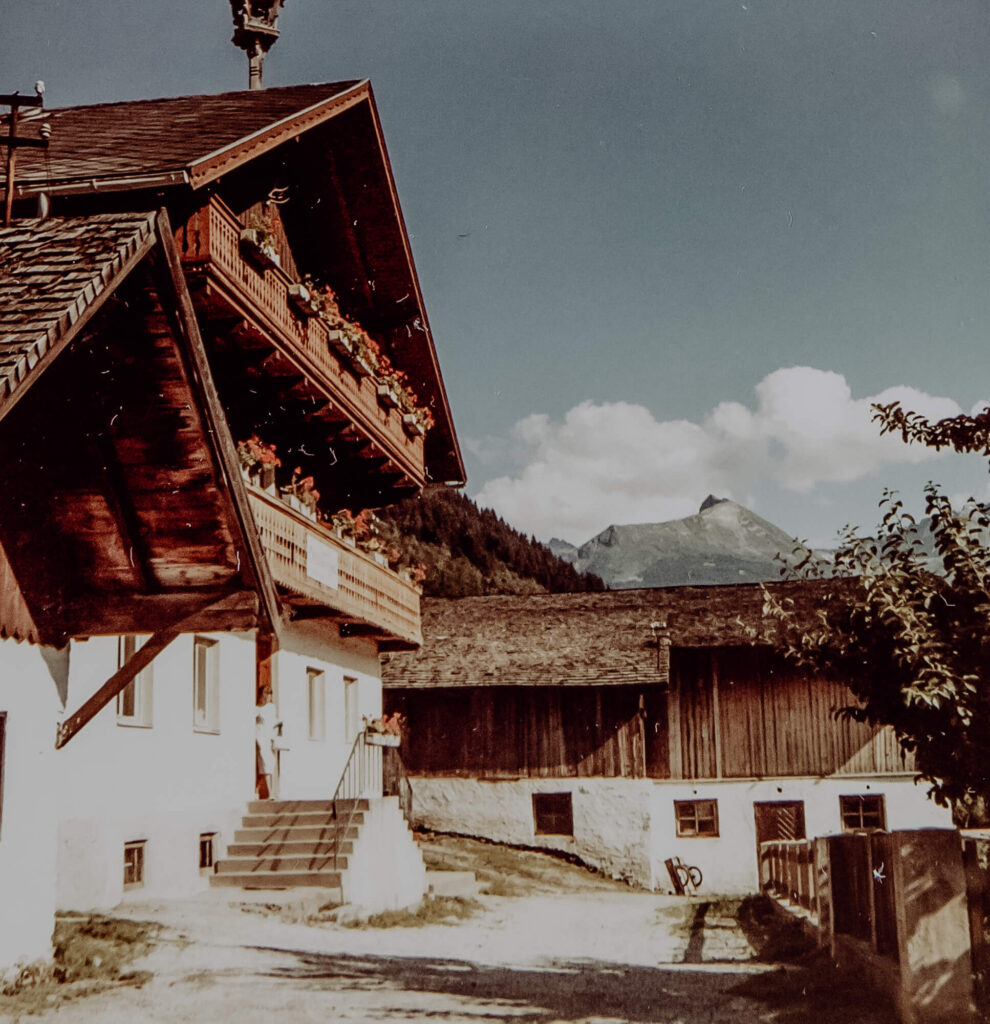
[0,712,6,840]
[343,676,359,743]
[307,668,326,742]
[123,840,146,890]
[116,635,154,728]
[192,636,220,734]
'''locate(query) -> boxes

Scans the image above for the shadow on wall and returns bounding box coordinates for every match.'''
[249,946,898,1023]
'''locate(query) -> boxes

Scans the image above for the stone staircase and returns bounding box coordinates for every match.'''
[210,799,365,893]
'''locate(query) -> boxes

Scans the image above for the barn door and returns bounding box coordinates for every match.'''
[754,801,806,888]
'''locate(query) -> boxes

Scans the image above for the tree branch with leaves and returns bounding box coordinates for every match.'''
[765,401,990,825]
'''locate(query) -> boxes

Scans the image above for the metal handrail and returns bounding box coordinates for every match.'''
[331,731,381,869]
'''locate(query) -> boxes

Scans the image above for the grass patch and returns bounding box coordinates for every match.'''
[0,914,160,1015]
[416,830,633,896]
[328,895,483,929]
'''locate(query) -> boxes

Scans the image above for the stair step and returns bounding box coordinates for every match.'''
[226,840,354,859]
[210,869,342,889]
[216,854,347,874]
[246,799,369,814]
[241,811,364,829]
[233,825,359,844]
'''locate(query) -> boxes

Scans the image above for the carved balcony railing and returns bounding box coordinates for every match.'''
[176,196,426,488]
[247,484,422,648]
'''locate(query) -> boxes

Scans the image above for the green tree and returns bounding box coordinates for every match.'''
[765,402,990,825]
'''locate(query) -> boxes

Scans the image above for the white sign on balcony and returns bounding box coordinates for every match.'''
[306,534,340,589]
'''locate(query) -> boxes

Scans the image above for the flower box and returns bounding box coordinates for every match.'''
[239,228,279,269]
[371,551,389,567]
[287,283,315,317]
[326,330,352,358]
[376,382,401,409]
[364,731,400,747]
[350,354,374,379]
[402,413,426,437]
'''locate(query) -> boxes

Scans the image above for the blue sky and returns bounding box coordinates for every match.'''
[4,1,989,546]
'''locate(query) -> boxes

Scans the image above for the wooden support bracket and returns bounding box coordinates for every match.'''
[54,591,248,749]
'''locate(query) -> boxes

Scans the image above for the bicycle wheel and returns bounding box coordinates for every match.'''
[687,865,703,889]
[675,864,691,891]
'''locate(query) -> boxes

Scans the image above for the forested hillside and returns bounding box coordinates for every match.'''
[379,488,606,597]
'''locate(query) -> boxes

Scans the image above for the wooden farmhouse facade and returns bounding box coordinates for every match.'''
[0,81,462,974]
[382,584,951,893]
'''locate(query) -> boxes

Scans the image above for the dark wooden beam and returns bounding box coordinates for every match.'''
[93,429,159,594]
[378,638,420,653]
[151,208,282,635]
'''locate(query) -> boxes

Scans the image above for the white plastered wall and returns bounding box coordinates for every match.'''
[409,773,951,893]
[342,796,427,912]
[0,639,64,974]
[273,620,381,800]
[648,775,952,895]
[56,632,255,910]
[409,776,655,885]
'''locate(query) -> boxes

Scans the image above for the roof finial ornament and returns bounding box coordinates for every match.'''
[229,1,285,90]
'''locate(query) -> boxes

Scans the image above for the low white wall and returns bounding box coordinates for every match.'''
[0,640,64,974]
[408,774,952,894]
[342,796,426,912]
[409,776,655,886]
[649,776,952,896]
[275,622,381,801]
[56,632,256,910]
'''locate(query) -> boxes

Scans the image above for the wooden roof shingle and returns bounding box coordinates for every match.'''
[381,581,829,689]
[3,82,363,196]
[0,213,157,410]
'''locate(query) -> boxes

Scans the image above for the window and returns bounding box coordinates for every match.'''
[675,799,719,837]
[307,668,325,741]
[199,833,216,874]
[840,794,886,832]
[116,635,153,727]
[192,637,219,733]
[343,676,359,742]
[0,712,5,839]
[123,841,146,889]
[533,792,574,836]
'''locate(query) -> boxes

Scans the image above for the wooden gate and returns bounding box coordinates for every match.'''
[755,801,806,888]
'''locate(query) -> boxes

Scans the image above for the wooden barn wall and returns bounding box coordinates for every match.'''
[388,686,669,779]
[671,648,914,780]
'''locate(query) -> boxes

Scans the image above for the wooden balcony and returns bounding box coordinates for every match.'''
[247,484,422,649]
[176,197,426,491]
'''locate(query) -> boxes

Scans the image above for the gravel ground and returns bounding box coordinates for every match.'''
[0,837,898,1023]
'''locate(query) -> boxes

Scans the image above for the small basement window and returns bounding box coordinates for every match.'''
[532,792,574,836]
[199,833,217,874]
[674,799,719,838]
[123,840,146,889]
[840,794,886,832]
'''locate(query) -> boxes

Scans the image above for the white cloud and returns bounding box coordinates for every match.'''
[472,367,962,541]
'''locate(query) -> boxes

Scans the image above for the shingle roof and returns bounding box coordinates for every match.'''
[381,581,829,689]
[0,213,157,409]
[4,82,363,196]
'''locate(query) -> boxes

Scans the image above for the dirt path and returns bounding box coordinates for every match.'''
[1,837,897,1023]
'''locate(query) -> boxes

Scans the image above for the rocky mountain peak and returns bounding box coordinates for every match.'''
[699,494,728,513]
